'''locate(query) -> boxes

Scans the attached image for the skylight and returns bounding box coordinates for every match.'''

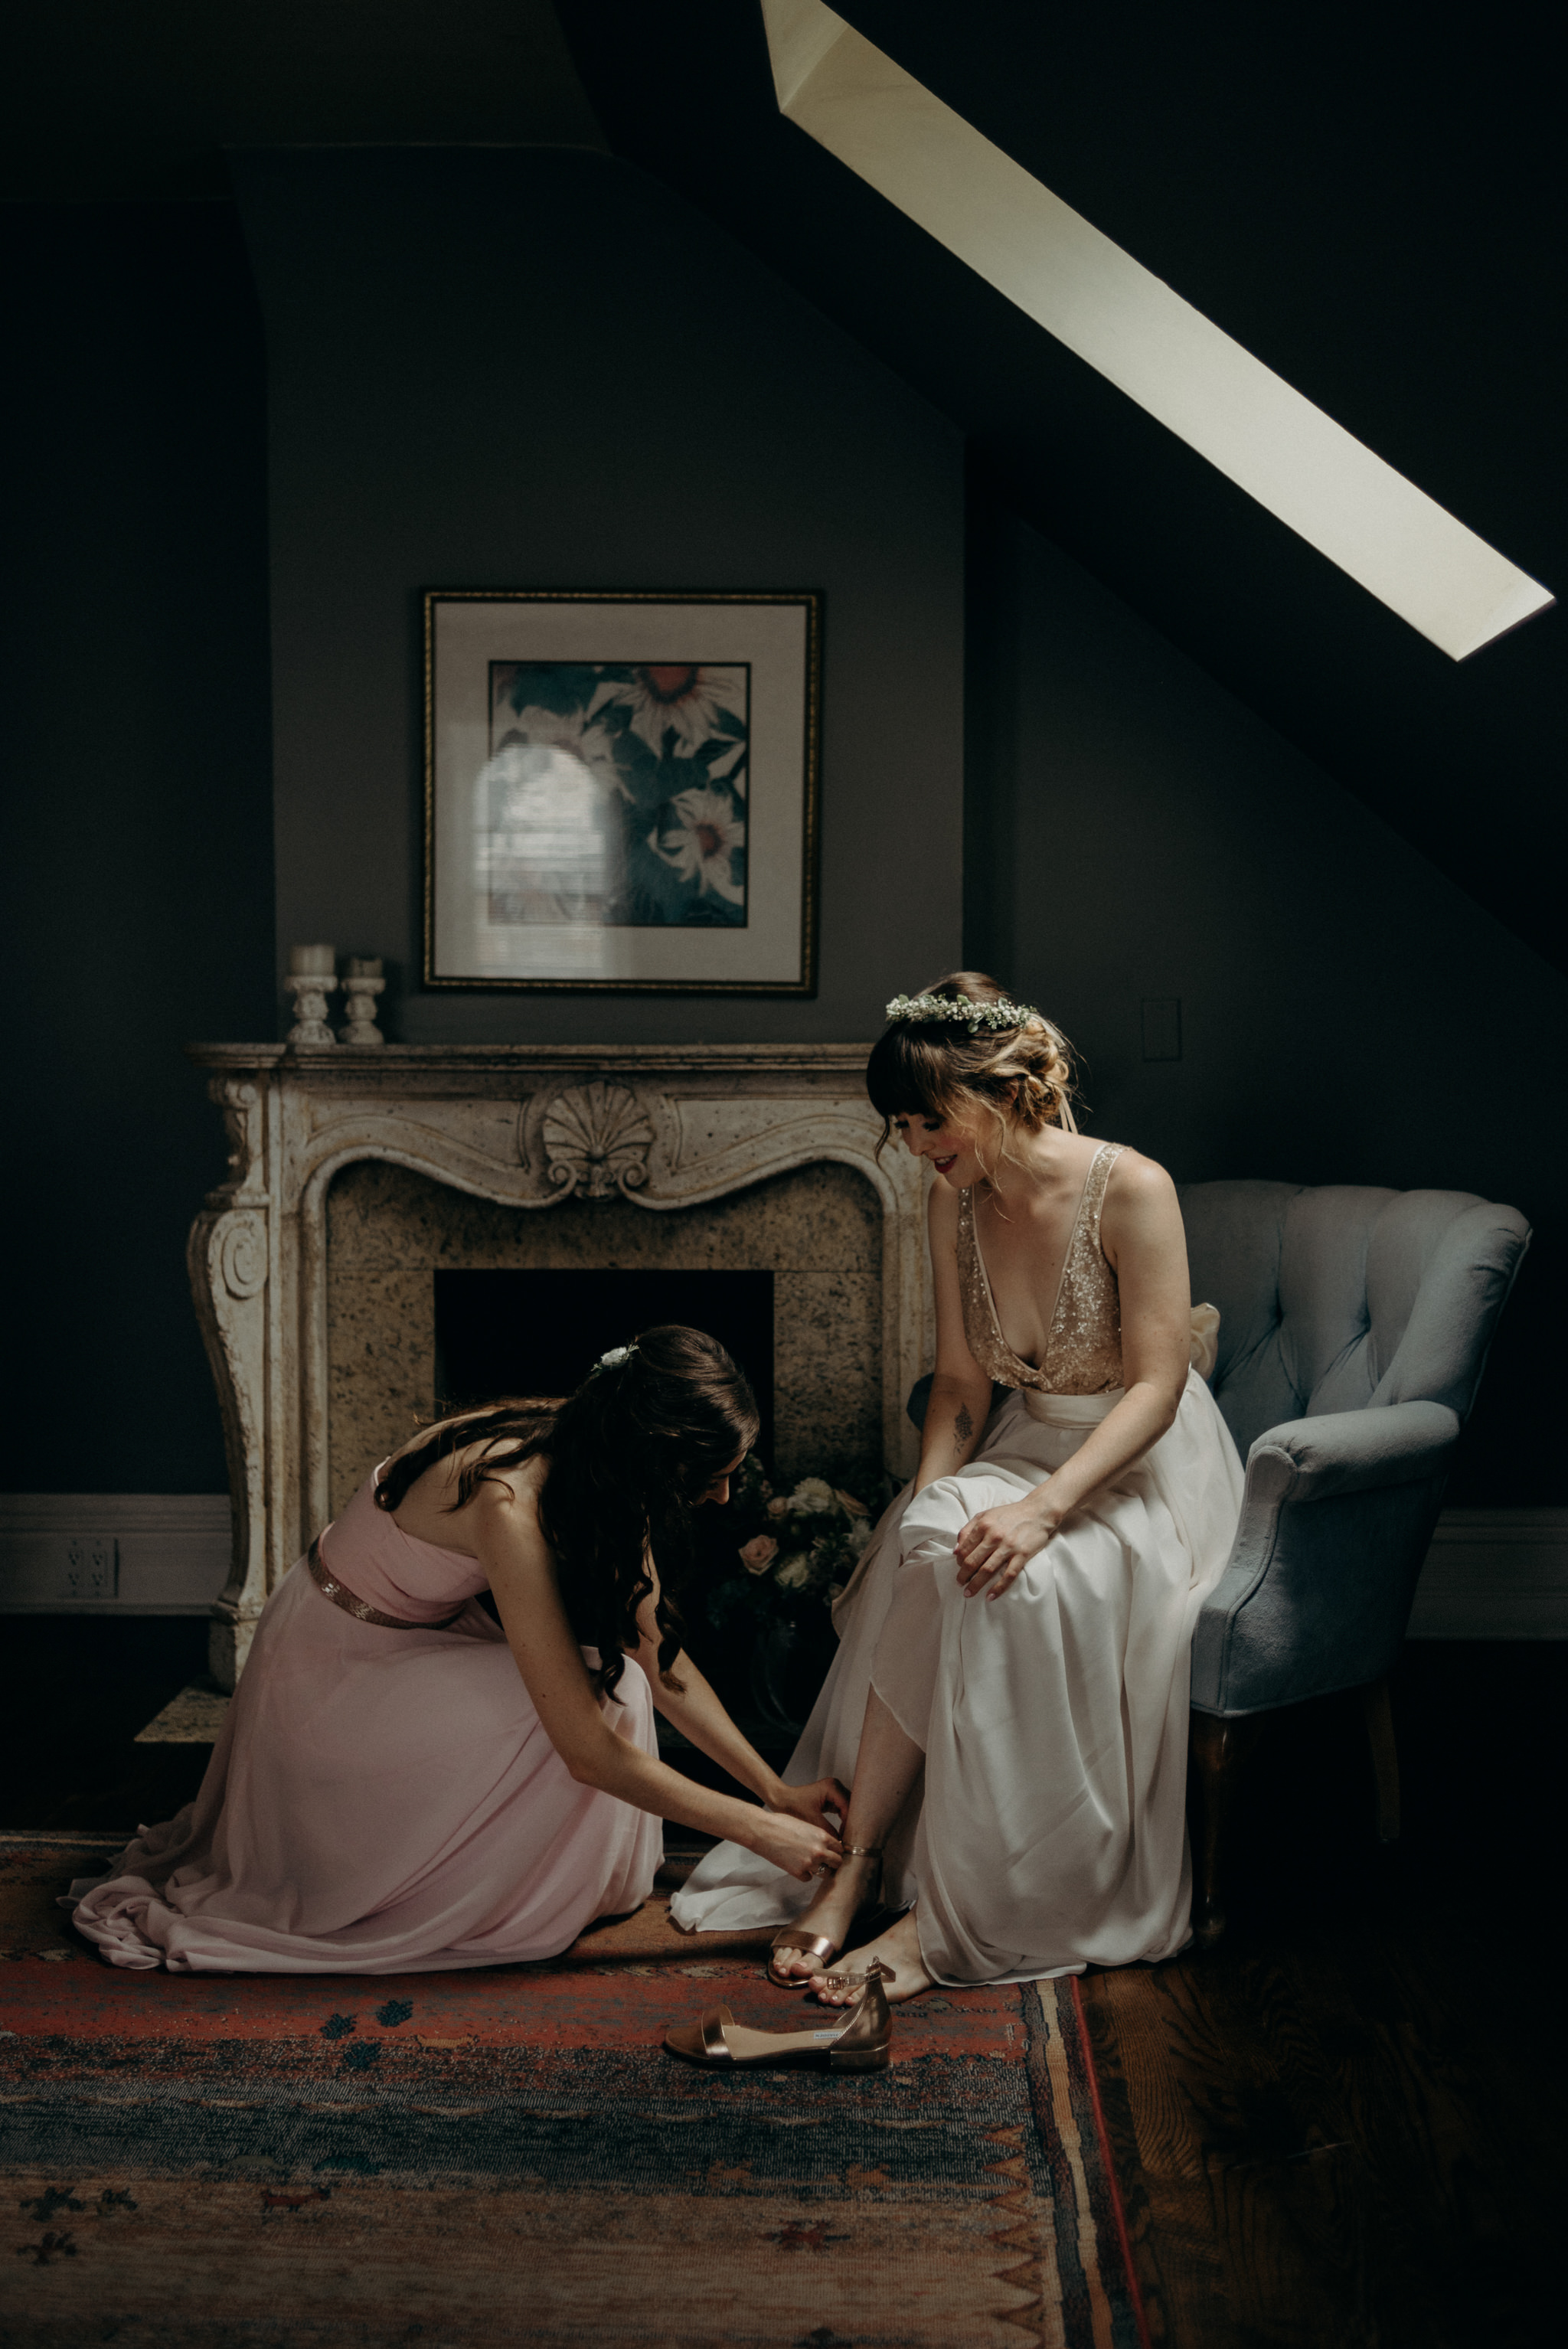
[760,0,1553,662]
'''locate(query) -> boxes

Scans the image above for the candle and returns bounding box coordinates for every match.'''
[345,956,384,978]
[288,945,336,975]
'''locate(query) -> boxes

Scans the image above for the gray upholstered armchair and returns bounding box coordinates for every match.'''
[905,1177,1530,1946]
[1178,1179,1530,1942]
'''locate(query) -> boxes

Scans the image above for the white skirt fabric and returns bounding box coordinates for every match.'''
[671,1368,1243,1984]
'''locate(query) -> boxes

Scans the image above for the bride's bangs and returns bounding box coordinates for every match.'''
[866,1024,970,1155]
[866,1024,949,1119]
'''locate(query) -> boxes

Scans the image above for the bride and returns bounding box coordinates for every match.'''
[72,1326,847,1972]
[671,975,1244,1998]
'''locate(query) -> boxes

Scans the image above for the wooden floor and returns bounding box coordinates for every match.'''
[1080,1641,1567,2348]
[3,1622,1564,2344]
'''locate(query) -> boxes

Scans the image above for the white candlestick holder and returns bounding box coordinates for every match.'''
[339,974,386,1047]
[284,972,339,1047]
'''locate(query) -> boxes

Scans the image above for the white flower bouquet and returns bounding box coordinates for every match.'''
[707,1455,874,1635]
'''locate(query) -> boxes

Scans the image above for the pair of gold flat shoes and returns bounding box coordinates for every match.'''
[664,1967,892,2073]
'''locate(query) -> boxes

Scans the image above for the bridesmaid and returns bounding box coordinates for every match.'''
[71,1327,847,1973]
[672,976,1243,1998]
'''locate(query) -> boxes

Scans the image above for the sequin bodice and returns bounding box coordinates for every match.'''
[956,1143,1125,1397]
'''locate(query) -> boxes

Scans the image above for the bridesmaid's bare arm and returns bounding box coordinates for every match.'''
[628,1586,848,1837]
[471,1475,843,1883]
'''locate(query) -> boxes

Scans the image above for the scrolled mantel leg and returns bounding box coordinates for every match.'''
[188,1204,271,1691]
[1189,1708,1263,1949]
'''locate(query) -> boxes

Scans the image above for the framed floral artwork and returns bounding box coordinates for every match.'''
[423,590,822,992]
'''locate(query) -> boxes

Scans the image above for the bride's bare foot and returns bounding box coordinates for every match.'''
[769,1849,883,1983]
[810,1908,932,2005]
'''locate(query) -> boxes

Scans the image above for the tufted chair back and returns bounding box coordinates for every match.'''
[1177,1179,1530,1458]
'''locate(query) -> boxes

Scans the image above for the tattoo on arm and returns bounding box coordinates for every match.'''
[953,1403,974,1458]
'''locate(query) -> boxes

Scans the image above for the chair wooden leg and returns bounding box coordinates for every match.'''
[1360,1676,1400,1843]
[1188,1710,1263,1949]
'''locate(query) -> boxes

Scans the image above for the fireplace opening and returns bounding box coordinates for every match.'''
[433,1268,776,1462]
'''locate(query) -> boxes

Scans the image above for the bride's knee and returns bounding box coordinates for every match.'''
[900,1479,972,1550]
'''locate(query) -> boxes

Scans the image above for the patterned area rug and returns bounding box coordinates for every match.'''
[2,1834,1147,2348]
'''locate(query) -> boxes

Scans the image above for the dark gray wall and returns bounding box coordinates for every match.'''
[965,499,1561,1504]
[230,148,966,1043]
[5,178,1553,1513]
[0,205,275,1493]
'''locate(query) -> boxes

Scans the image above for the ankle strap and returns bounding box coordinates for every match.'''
[842,1844,882,1858]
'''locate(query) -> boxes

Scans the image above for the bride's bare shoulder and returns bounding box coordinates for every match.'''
[1101,1144,1179,1220]
[927,1178,962,1232]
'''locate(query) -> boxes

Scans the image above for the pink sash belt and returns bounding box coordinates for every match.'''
[307,1534,465,1632]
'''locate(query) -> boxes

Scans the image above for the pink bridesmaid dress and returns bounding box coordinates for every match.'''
[70,1468,662,1972]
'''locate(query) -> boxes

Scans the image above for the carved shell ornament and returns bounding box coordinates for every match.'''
[541,1082,655,1201]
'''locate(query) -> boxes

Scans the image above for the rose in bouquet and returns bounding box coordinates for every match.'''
[707,1455,875,1635]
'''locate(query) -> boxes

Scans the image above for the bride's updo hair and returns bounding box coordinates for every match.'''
[867,971,1079,1169]
[375,1325,758,1697]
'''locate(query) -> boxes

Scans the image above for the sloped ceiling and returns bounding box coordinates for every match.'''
[557,0,1566,972]
[8,2,1560,968]
[0,0,603,200]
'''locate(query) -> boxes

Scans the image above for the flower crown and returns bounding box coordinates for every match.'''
[884,992,1038,1034]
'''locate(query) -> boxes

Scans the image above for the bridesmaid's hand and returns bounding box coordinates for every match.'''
[954,1497,1061,1599]
[746,1809,845,1883]
[766,1776,851,1834]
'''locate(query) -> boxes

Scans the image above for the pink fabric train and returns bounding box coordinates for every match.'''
[69,1469,661,1973]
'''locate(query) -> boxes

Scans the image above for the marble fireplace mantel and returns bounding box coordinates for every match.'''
[185,1041,931,1687]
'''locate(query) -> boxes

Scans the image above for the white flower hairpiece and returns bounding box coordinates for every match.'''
[884,992,1037,1034]
[596,1344,635,1370]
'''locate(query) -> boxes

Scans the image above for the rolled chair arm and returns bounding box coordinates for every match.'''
[1241,1399,1459,1501]
[1191,1398,1459,1717]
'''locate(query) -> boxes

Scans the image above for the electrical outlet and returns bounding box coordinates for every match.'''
[64,1536,116,1601]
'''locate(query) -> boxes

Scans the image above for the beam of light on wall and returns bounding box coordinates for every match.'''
[760,0,1553,662]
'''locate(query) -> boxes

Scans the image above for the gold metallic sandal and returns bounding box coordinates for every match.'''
[665,1973,891,2073]
[766,1846,884,1989]
[812,1956,898,1998]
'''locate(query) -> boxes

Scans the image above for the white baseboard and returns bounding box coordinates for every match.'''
[0,1495,231,1614]
[1406,1508,1568,1640]
[2,1495,1564,1635]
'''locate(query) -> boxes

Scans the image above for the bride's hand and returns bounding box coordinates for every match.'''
[766,1776,851,1834]
[746,1808,844,1883]
[953,1497,1060,1599]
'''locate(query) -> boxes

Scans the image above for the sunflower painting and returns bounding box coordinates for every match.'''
[425,590,819,994]
[482,660,750,929]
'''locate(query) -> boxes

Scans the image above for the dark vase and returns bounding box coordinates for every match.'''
[748,1610,838,1737]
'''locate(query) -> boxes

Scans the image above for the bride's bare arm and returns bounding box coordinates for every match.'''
[954,1152,1192,1597]
[473,1481,843,1881]
[916,1181,995,1495]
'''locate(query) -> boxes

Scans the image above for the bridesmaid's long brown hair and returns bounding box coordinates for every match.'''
[375,1325,758,1700]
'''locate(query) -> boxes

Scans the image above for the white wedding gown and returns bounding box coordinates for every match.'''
[671,1143,1244,1983]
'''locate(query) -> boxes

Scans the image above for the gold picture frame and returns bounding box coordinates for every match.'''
[423,589,822,994]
